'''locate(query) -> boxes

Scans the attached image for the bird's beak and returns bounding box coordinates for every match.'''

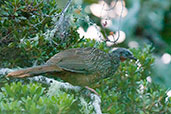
[129,56,137,61]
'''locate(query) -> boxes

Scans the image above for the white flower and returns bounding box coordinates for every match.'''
[165,90,171,102]
[146,76,152,83]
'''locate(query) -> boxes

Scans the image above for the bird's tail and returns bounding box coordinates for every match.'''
[7,65,63,78]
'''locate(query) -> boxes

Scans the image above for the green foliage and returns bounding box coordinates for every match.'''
[0,82,75,114]
[0,0,80,67]
[1,82,45,101]
[72,38,110,52]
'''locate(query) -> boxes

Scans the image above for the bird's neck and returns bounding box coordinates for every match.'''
[109,53,121,69]
[109,53,120,61]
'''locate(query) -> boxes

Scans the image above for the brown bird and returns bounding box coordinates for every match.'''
[7,47,136,86]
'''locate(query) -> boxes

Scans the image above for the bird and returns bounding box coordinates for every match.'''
[7,47,136,86]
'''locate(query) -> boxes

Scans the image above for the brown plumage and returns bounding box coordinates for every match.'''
[7,47,136,86]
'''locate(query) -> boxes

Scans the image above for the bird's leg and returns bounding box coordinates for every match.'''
[85,86,99,96]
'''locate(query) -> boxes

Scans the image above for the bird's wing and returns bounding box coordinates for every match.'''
[46,47,104,73]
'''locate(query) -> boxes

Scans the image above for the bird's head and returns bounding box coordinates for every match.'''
[110,48,137,62]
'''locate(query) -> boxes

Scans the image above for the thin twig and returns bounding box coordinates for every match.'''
[57,0,73,25]
[0,31,13,44]
[45,0,73,46]
[113,0,124,44]
[100,0,123,44]
[34,0,72,27]
[105,0,119,11]
[100,2,110,42]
